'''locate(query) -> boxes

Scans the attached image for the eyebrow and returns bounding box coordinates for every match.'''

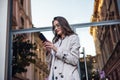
[54,23,60,26]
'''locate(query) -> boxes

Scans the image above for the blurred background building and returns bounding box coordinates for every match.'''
[12,0,49,80]
[2,0,119,80]
[90,0,120,80]
[80,55,99,80]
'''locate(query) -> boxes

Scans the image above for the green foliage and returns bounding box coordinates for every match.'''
[92,70,100,80]
[12,34,37,76]
[80,57,93,80]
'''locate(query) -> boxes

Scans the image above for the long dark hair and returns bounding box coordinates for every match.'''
[52,16,75,43]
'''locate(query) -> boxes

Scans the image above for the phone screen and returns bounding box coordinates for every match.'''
[39,33,47,42]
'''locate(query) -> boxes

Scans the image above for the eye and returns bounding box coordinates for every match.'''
[54,24,61,30]
[56,24,60,27]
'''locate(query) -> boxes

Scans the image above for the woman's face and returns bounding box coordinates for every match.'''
[53,20,63,36]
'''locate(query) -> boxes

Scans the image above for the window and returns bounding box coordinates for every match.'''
[20,0,24,7]
[21,17,24,27]
[117,0,120,15]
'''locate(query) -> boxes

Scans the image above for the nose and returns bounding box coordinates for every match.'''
[54,26,59,30]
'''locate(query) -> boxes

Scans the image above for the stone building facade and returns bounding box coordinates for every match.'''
[90,0,120,80]
[12,0,49,80]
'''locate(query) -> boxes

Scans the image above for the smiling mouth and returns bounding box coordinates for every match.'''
[56,30,59,33]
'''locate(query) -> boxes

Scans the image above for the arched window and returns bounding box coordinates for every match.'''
[20,0,24,7]
[21,17,24,27]
[117,0,120,15]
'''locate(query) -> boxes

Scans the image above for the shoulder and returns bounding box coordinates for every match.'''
[69,34,79,39]
[67,34,80,43]
[68,34,80,46]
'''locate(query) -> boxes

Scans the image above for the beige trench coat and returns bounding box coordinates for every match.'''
[46,34,81,80]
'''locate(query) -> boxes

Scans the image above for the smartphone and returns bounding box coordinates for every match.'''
[39,33,47,42]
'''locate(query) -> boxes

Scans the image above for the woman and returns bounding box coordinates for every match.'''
[44,16,80,80]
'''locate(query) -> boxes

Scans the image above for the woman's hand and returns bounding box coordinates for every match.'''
[43,41,57,53]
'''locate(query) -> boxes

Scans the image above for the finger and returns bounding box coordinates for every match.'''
[45,45,52,48]
[46,40,50,42]
[43,41,48,46]
[45,42,51,46]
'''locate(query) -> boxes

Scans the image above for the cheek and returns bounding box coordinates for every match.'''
[56,29,62,35]
[59,29,63,33]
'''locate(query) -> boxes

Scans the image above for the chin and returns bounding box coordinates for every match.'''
[56,32,60,35]
[57,33,61,35]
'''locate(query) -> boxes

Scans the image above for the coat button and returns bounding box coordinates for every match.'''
[54,66,57,69]
[61,75,64,78]
[55,76,58,80]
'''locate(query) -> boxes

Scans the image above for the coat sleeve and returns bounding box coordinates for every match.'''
[55,35,80,66]
[46,52,52,70]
